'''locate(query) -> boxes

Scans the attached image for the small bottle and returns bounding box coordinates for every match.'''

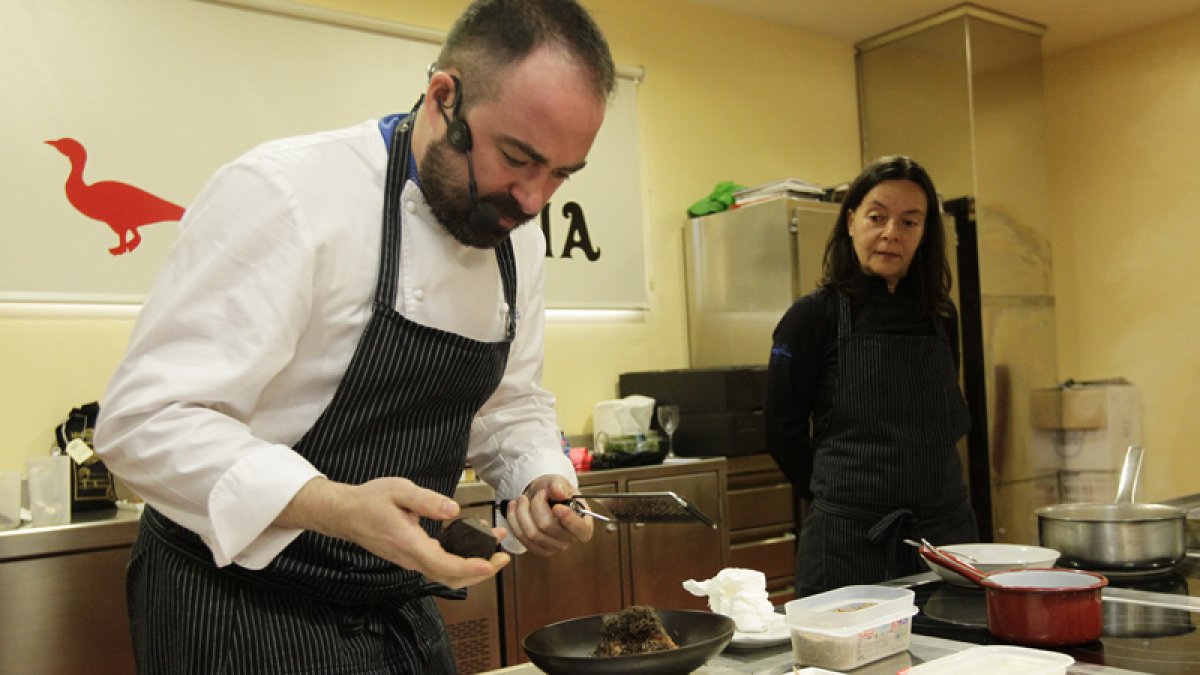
[559,431,572,457]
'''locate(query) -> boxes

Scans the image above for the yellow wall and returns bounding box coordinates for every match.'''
[0,0,860,472]
[13,1,1194,505]
[1044,10,1200,501]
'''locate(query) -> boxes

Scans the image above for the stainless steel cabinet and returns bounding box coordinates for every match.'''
[684,198,839,368]
[0,511,139,675]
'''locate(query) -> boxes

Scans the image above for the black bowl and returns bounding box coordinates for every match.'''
[522,609,735,675]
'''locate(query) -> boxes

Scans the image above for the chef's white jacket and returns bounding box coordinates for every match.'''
[94,119,576,568]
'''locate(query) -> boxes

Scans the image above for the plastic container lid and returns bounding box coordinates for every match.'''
[905,645,1075,674]
[789,605,917,638]
[785,585,915,630]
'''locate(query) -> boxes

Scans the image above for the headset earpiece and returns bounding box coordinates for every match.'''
[445,117,472,153]
[433,73,501,235]
[440,75,473,154]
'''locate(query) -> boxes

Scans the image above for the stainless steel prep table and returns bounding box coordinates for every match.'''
[0,506,142,674]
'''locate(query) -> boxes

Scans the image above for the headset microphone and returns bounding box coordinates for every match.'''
[439,76,501,233]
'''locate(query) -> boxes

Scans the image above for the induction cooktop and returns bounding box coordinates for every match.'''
[909,554,1200,674]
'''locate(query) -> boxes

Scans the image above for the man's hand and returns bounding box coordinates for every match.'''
[504,474,594,557]
[277,476,509,589]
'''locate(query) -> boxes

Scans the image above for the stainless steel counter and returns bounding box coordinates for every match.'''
[0,505,141,560]
[1,506,141,674]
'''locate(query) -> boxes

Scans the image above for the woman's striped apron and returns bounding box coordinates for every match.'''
[129,115,516,674]
[795,291,977,597]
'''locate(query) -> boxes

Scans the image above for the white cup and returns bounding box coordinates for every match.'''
[0,471,20,530]
[27,455,71,527]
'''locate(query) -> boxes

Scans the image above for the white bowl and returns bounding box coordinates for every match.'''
[923,543,1060,587]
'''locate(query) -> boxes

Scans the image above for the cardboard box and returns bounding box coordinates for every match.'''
[1029,380,1141,472]
[1032,385,1109,430]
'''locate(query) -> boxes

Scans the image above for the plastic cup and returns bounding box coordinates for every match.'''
[27,455,71,527]
[0,471,20,530]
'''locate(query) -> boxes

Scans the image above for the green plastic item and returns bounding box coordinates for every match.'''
[687,179,745,217]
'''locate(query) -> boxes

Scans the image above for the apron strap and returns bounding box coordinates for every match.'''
[375,102,519,338]
[866,508,916,580]
[813,498,968,580]
[376,110,416,309]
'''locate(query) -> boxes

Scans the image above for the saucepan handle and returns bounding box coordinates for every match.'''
[918,544,988,586]
[1114,445,1144,504]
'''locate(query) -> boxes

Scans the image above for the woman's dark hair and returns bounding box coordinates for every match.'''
[821,155,952,316]
[436,0,616,110]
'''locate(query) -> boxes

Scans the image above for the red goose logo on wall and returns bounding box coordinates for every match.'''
[46,138,185,256]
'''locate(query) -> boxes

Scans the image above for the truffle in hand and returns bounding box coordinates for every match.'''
[439,518,498,559]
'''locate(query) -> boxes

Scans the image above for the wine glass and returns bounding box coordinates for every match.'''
[657,404,681,459]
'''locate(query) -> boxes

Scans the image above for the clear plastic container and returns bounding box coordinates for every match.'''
[905,645,1074,674]
[785,585,918,670]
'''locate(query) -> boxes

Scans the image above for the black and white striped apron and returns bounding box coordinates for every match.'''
[128,115,517,674]
[795,291,976,597]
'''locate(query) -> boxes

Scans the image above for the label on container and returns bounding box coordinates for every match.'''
[792,610,916,670]
[65,438,95,464]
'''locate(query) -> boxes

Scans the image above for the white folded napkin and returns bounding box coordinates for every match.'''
[683,567,782,633]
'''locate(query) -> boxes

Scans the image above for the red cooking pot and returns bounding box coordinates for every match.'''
[919,544,1108,646]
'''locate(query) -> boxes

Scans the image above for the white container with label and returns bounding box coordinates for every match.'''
[785,585,917,670]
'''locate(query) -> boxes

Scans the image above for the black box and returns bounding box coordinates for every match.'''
[669,410,765,457]
[618,367,767,414]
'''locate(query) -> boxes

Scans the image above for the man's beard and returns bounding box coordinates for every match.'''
[419,139,534,249]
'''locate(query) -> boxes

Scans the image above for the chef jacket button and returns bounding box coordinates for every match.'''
[413,288,425,301]
[405,200,416,213]
[500,302,510,313]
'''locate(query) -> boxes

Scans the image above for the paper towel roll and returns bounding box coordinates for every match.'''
[593,395,655,437]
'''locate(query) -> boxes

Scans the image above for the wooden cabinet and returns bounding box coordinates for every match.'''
[627,471,726,609]
[726,454,800,603]
[433,482,503,675]
[500,480,623,642]
[501,459,728,665]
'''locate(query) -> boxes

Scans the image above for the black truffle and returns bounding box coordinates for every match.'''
[438,518,498,559]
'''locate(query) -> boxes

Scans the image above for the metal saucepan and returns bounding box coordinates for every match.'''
[920,544,1107,645]
[1036,446,1187,576]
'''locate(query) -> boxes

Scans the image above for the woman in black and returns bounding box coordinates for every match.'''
[764,156,978,597]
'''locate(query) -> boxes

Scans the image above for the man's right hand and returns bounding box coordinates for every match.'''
[276,476,510,589]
